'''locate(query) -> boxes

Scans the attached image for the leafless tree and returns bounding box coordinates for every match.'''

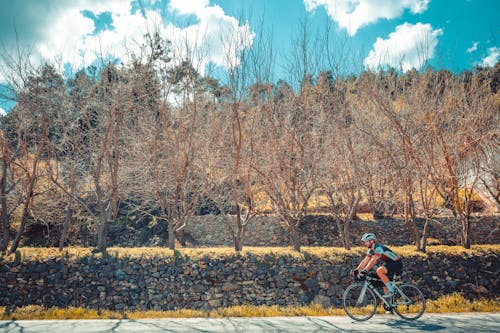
[0,64,60,253]
[422,69,497,248]
[320,77,365,250]
[253,78,325,252]
[210,14,269,252]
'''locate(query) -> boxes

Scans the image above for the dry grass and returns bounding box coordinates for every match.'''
[426,293,500,313]
[1,246,362,263]
[209,304,346,318]
[1,294,498,320]
[2,244,499,263]
[0,305,122,320]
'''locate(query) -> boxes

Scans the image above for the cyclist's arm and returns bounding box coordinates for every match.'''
[356,255,372,271]
[363,254,380,271]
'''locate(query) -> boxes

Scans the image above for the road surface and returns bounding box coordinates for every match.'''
[0,313,499,332]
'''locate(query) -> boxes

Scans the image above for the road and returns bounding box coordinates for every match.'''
[0,313,499,332]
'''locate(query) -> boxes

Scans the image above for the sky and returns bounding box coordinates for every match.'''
[0,0,499,113]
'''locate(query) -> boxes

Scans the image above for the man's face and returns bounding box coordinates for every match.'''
[364,240,373,248]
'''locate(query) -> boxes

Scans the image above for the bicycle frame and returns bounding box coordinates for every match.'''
[361,276,393,307]
[362,275,416,308]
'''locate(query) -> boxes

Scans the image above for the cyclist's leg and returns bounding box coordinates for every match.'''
[376,265,390,293]
[384,260,402,280]
[377,264,397,296]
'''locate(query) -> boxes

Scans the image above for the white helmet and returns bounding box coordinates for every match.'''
[361,233,376,242]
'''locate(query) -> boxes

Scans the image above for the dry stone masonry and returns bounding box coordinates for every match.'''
[1,249,497,311]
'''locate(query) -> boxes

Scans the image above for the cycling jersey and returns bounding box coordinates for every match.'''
[367,243,401,263]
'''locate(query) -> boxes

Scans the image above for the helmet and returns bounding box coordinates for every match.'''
[361,233,376,242]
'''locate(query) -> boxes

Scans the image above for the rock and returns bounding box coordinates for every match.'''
[299,294,310,304]
[208,299,222,307]
[222,282,239,292]
[115,303,126,310]
[304,278,319,289]
[275,277,288,289]
[312,294,331,308]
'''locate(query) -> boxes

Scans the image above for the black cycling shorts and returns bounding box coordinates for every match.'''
[384,260,403,279]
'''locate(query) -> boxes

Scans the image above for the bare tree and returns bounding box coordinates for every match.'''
[0,64,61,253]
[44,70,95,250]
[136,58,203,250]
[352,70,426,250]
[0,127,17,252]
[422,70,497,248]
[320,77,365,250]
[209,14,269,252]
[63,63,133,253]
[253,78,325,252]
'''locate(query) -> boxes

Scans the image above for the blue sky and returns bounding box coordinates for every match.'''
[0,0,499,114]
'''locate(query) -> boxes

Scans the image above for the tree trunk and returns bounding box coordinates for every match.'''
[96,200,109,253]
[0,225,9,253]
[59,174,76,251]
[233,206,244,252]
[405,193,421,251]
[59,202,73,251]
[419,216,431,253]
[460,215,471,249]
[9,198,31,254]
[335,218,346,248]
[343,196,359,250]
[409,195,420,251]
[234,233,243,252]
[343,221,351,250]
[9,174,37,254]
[289,219,301,252]
[168,219,176,250]
[0,159,9,252]
[233,221,244,253]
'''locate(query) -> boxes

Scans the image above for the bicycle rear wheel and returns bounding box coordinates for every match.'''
[393,284,426,320]
[342,283,377,321]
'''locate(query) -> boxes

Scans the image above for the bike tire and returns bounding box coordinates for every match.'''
[393,284,426,320]
[342,283,377,321]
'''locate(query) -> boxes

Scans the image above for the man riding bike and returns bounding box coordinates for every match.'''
[353,233,403,298]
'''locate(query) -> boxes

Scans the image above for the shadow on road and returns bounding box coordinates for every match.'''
[1,314,499,333]
[386,318,447,331]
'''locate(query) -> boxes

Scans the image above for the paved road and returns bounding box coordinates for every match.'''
[0,313,499,332]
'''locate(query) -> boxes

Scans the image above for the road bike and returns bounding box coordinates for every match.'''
[342,271,426,321]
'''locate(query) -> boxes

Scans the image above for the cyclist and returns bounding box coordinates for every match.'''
[353,233,403,298]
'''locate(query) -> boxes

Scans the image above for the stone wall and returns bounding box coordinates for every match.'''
[1,250,497,311]
[185,215,500,247]
[23,213,498,248]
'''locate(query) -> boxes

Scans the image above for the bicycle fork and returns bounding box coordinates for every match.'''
[356,282,369,305]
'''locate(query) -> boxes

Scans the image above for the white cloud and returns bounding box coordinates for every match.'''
[0,107,5,116]
[163,3,254,70]
[467,41,479,53]
[304,0,430,35]
[16,0,132,62]
[363,22,442,72]
[482,47,499,67]
[0,0,254,82]
[168,0,209,15]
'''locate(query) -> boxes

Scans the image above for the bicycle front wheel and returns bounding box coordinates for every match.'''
[393,284,426,320]
[342,283,377,321]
